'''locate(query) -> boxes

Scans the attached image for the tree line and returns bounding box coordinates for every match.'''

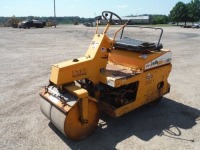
[0,15,172,26]
[127,0,200,25]
[0,0,199,27]
[0,16,95,27]
[169,0,200,25]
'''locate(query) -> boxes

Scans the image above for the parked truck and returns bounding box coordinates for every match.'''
[18,19,46,29]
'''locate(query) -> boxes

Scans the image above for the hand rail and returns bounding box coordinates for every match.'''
[122,25,163,48]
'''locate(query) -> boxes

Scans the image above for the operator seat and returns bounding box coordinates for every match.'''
[114,37,163,51]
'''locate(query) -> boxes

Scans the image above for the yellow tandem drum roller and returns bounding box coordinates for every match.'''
[39,10,172,140]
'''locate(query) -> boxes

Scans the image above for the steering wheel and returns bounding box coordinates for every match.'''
[102,11,122,25]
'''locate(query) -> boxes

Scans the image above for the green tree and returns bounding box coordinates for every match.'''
[188,0,200,22]
[6,15,20,27]
[169,2,188,25]
[151,15,169,24]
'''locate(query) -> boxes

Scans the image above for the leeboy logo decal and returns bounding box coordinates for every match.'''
[145,52,172,70]
[72,68,87,77]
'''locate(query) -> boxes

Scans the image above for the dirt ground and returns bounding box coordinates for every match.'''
[0,25,200,150]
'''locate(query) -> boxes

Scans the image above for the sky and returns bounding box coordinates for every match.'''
[1,0,192,17]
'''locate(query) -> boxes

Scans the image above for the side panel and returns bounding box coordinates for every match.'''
[101,64,172,117]
[50,34,111,85]
[108,49,171,71]
[50,58,92,85]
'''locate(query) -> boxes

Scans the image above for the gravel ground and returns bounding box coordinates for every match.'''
[0,25,200,150]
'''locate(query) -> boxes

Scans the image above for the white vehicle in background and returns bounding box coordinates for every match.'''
[192,23,200,29]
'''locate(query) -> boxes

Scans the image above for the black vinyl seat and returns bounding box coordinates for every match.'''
[114,37,162,51]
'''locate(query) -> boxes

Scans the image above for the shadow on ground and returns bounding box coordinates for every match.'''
[48,98,200,149]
